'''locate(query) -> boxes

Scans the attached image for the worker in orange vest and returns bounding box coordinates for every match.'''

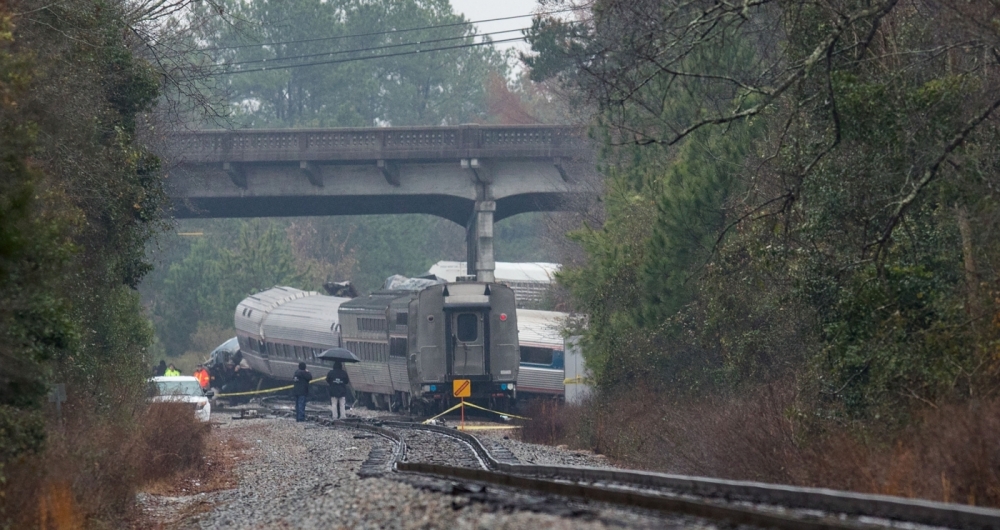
[193,364,210,390]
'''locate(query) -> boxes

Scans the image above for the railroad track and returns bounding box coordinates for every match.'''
[258,401,1000,529]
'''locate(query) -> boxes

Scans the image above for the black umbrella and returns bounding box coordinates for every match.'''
[319,348,360,363]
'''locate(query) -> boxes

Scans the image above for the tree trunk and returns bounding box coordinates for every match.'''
[955,204,980,319]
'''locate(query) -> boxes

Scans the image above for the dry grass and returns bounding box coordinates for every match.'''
[519,399,586,447]
[140,431,247,497]
[138,403,212,483]
[0,400,211,528]
[524,386,1000,508]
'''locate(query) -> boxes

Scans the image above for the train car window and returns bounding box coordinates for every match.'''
[396,313,408,326]
[284,344,293,358]
[456,313,478,342]
[358,318,383,332]
[521,346,554,365]
[390,338,407,357]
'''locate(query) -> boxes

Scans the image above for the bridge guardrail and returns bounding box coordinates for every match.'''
[168,124,589,163]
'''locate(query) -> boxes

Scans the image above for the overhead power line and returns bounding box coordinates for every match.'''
[199,6,582,53]
[223,27,528,68]
[212,36,528,76]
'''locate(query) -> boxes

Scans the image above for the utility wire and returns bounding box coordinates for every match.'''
[212,36,528,76]
[222,27,527,68]
[199,6,581,52]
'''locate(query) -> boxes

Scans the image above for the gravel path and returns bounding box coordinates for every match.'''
[170,413,722,529]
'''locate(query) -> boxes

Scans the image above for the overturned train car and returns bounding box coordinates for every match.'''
[233,282,519,412]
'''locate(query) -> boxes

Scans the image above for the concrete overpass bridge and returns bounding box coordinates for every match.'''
[166,124,597,281]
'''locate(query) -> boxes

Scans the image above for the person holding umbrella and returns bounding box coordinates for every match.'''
[326,361,350,420]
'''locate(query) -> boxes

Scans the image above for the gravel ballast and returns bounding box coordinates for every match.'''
[173,413,721,529]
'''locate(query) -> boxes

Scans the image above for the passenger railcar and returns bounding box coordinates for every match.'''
[234,287,351,382]
[515,310,568,396]
[232,280,519,412]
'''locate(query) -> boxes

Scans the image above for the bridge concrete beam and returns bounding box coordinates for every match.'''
[168,158,593,218]
[299,161,322,187]
[166,125,599,282]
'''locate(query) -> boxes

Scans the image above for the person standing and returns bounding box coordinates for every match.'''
[164,363,180,376]
[153,360,167,377]
[193,364,210,390]
[293,362,312,422]
[326,362,350,420]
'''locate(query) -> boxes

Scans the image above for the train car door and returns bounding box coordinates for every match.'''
[448,310,486,376]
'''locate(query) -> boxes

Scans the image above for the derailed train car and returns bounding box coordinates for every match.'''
[233,280,519,412]
[235,287,351,381]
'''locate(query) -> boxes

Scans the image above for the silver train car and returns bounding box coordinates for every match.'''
[233,281,519,412]
[234,287,351,381]
[515,309,568,397]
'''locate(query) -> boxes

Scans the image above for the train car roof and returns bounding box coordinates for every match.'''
[339,291,407,312]
[235,286,350,343]
[427,261,561,283]
[262,295,350,347]
[517,309,568,349]
[235,286,313,335]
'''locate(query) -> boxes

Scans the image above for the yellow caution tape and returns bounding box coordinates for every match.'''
[422,402,465,423]
[422,400,531,423]
[214,377,326,398]
[461,400,531,421]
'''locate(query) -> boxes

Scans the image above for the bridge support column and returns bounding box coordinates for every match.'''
[466,201,496,282]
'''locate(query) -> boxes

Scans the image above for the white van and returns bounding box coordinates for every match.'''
[149,376,212,422]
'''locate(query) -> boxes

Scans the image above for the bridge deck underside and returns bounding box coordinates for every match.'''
[168,159,595,224]
[171,192,586,224]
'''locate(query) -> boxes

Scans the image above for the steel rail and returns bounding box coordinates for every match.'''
[337,419,865,529]
[376,419,1000,530]
[492,464,1000,530]
[397,462,871,530]
[257,404,1000,529]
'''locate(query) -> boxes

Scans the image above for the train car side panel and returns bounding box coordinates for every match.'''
[412,286,447,387]
[487,286,519,382]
